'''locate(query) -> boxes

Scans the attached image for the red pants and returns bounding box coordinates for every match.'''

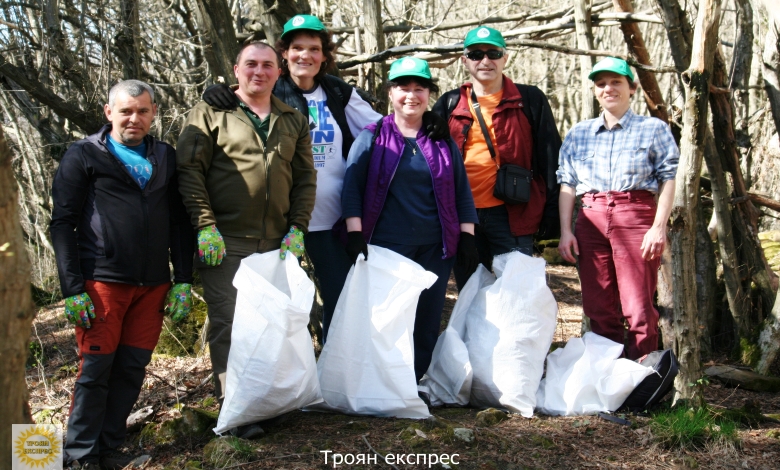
[576,191,661,359]
[76,280,169,354]
[65,281,169,464]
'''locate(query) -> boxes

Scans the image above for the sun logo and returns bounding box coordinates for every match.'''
[12,424,62,470]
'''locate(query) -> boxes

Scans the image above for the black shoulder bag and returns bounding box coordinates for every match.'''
[471,88,533,204]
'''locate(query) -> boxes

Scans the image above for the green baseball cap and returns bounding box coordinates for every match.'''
[388,57,432,81]
[464,26,506,49]
[588,57,635,82]
[281,15,326,39]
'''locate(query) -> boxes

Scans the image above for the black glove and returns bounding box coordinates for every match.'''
[346,231,369,264]
[422,111,449,141]
[203,83,239,109]
[536,217,561,241]
[456,232,479,277]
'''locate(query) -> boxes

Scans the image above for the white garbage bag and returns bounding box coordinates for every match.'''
[536,332,655,416]
[417,266,493,406]
[316,245,437,418]
[214,252,321,434]
[466,252,558,417]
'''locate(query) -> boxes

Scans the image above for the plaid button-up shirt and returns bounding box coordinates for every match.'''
[557,109,679,195]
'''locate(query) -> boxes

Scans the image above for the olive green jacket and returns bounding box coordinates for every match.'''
[176,95,316,239]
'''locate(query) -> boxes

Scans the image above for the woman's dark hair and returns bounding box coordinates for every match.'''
[385,76,439,93]
[275,30,336,82]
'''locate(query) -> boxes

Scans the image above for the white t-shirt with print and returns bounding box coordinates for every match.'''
[305,85,381,231]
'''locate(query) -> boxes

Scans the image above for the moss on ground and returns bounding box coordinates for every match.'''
[155,293,208,356]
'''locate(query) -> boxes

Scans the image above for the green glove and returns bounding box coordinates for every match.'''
[64,292,96,328]
[280,225,305,260]
[198,224,226,266]
[165,283,192,323]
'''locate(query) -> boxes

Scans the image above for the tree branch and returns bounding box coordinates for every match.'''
[0,55,103,134]
[337,39,676,73]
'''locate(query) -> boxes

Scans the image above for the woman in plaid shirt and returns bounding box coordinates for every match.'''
[556,57,679,360]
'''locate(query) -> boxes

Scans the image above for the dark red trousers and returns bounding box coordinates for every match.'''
[576,191,661,360]
[64,281,168,464]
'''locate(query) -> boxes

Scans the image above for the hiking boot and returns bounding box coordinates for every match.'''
[98,450,151,470]
[229,422,265,440]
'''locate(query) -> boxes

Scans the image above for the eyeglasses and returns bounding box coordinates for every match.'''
[464,49,504,61]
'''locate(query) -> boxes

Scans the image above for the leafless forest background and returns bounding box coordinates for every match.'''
[3,0,780,402]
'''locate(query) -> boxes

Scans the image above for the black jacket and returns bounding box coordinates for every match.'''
[50,125,194,298]
[273,74,358,159]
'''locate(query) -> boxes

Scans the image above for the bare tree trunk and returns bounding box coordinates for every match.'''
[654,0,693,71]
[253,0,302,45]
[117,0,142,79]
[657,244,674,349]
[363,0,386,112]
[710,51,778,326]
[670,0,721,405]
[695,199,715,357]
[731,0,753,133]
[763,4,780,135]
[702,128,750,345]
[195,0,240,83]
[573,0,598,120]
[756,5,780,373]
[749,13,763,121]
[0,124,34,462]
[612,0,669,122]
[757,289,780,374]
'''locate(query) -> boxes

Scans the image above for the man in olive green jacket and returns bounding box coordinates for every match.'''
[176,42,315,425]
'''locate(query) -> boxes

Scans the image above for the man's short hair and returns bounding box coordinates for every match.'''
[108,80,155,109]
[235,41,281,67]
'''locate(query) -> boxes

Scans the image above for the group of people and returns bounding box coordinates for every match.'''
[51,14,678,469]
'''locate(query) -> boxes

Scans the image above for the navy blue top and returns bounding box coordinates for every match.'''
[342,132,478,246]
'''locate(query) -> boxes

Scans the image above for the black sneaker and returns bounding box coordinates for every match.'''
[98,451,151,469]
[229,423,265,440]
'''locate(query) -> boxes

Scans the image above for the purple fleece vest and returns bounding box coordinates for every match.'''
[362,114,460,259]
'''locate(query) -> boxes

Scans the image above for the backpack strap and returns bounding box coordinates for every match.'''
[515,84,540,178]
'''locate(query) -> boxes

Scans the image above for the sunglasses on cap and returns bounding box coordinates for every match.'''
[464,49,505,61]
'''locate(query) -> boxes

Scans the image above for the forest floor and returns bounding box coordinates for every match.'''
[27,262,780,470]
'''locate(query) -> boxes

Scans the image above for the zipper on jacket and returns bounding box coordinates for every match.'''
[368,134,403,243]
[190,134,201,164]
[140,155,159,284]
[261,120,272,239]
[140,191,149,285]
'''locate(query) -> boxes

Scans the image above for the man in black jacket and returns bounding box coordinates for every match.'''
[51,80,195,470]
[432,27,562,289]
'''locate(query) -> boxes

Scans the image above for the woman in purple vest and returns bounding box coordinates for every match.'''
[341,57,479,382]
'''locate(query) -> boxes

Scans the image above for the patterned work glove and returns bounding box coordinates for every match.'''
[202,83,239,109]
[280,225,305,260]
[165,283,192,323]
[422,111,450,141]
[197,225,226,266]
[64,292,96,328]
